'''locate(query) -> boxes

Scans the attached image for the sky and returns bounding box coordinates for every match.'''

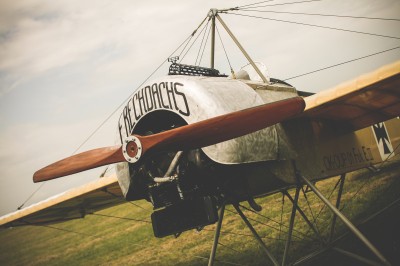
[0,0,399,216]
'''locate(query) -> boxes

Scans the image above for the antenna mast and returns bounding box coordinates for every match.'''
[209,9,217,69]
[207,8,268,83]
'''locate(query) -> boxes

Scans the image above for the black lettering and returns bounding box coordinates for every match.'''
[144,86,154,112]
[118,122,124,144]
[367,147,374,161]
[362,146,369,161]
[323,156,332,170]
[151,83,161,110]
[346,152,354,165]
[132,95,141,120]
[174,82,190,116]
[158,82,170,108]
[122,106,133,136]
[353,148,364,163]
[363,146,374,161]
[340,153,347,167]
[334,154,341,169]
[166,82,177,110]
[137,89,146,115]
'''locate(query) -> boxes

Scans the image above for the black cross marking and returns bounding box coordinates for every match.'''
[373,123,391,155]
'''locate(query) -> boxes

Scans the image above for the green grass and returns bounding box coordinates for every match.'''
[1,161,399,265]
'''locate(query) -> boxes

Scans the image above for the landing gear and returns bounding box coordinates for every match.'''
[206,171,393,266]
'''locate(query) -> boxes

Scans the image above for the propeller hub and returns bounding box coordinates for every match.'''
[122,136,142,163]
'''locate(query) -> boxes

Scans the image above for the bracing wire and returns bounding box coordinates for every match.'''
[215,24,234,73]
[218,241,245,256]
[102,189,148,210]
[238,0,322,10]
[226,12,400,40]
[178,15,209,60]
[236,0,275,9]
[193,255,245,266]
[195,19,211,66]
[180,18,211,63]
[30,222,98,238]
[203,227,290,241]
[228,206,314,241]
[236,203,305,239]
[300,186,321,235]
[239,9,400,22]
[198,23,212,66]
[89,213,151,223]
[342,142,400,212]
[281,46,400,82]
[279,192,285,240]
[303,177,341,237]
[17,15,209,210]
[17,184,45,210]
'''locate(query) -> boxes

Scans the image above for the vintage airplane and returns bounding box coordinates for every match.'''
[1,8,399,266]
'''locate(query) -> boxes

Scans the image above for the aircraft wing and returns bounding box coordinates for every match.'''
[0,175,124,227]
[303,61,400,130]
[2,61,398,228]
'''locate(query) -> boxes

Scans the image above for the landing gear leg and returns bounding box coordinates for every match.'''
[299,174,391,266]
[208,203,225,266]
[282,186,300,266]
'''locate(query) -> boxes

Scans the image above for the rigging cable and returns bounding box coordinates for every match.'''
[238,9,400,22]
[102,188,148,210]
[238,0,322,10]
[198,22,212,66]
[179,17,211,63]
[225,207,312,241]
[236,0,275,9]
[218,241,246,256]
[281,46,400,82]
[215,24,235,75]
[202,223,291,241]
[195,19,211,66]
[303,176,342,237]
[16,15,209,211]
[225,12,400,40]
[342,142,400,211]
[89,213,151,223]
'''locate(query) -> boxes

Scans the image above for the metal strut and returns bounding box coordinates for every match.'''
[233,204,280,266]
[208,204,225,266]
[284,190,325,244]
[207,8,269,83]
[216,14,269,83]
[299,174,391,266]
[209,9,217,69]
[282,187,300,266]
[329,174,346,242]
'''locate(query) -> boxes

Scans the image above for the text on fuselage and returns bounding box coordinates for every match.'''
[323,146,374,171]
[118,82,190,143]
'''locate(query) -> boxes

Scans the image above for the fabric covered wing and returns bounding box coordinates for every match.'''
[0,175,123,227]
[303,61,400,130]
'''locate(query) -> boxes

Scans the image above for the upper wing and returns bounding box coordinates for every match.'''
[303,61,400,130]
[0,175,123,227]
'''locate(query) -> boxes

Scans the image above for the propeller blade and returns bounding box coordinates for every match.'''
[33,146,124,182]
[33,96,305,183]
[138,96,305,153]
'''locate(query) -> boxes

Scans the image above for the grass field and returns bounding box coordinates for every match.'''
[1,161,400,265]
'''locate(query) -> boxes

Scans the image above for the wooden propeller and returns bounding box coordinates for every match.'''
[33,96,305,183]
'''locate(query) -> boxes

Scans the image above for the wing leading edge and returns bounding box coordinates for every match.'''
[303,61,400,130]
[0,175,122,227]
[2,62,399,228]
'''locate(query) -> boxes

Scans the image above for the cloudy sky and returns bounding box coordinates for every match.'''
[0,0,399,216]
